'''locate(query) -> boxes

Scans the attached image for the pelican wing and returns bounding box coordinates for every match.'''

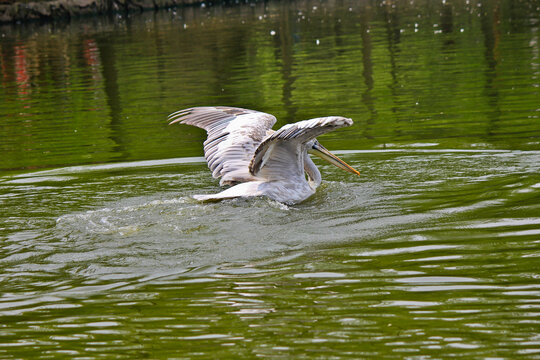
[168,106,277,184]
[249,116,353,178]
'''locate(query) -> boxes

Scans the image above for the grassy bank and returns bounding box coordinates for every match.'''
[0,0,203,23]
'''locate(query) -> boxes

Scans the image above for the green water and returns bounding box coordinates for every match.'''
[1,0,540,358]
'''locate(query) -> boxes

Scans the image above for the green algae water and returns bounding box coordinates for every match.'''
[1,0,540,358]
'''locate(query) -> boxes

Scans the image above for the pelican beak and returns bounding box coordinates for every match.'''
[309,143,361,176]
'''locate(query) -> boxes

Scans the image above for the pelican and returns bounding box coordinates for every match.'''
[168,106,360,204]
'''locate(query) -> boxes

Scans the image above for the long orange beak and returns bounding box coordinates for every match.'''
[310,143,360,176]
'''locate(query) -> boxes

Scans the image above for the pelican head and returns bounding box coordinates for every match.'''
[308,140,361,176]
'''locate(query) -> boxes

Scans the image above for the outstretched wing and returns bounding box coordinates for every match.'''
[168,106,277,185]
[249,116,353,180]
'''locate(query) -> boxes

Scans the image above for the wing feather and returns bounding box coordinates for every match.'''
[168,106,277,185]
[249,116,353,179]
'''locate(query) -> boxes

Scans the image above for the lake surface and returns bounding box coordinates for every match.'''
[1,0,540,358]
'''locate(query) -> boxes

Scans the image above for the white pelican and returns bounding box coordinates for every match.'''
[168,106,360,204]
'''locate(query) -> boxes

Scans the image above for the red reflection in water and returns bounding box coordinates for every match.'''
[14,45,31,100]
[83,38,102,81]
[82,38,103,111]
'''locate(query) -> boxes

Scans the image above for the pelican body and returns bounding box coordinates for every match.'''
[168,107,360,204]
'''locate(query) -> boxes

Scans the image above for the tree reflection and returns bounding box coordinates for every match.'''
[0,0,539,171]
[274,0,298,123]
[359,2,376,141]
[480,1,501,139]
[96,37,126,159]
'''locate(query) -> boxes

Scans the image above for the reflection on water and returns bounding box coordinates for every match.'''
[1,0,540,358]
[1,150,539,358]
[1,0,539,171]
